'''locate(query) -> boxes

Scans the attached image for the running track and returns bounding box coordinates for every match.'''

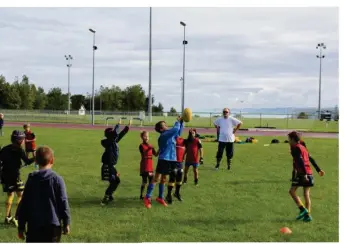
[5,122,338,139]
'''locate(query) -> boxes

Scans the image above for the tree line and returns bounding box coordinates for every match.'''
[0,75,167,112]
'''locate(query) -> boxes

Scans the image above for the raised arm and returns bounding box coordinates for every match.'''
[177,121,184,137]
[162,120,181,139]
[116,120,131,143]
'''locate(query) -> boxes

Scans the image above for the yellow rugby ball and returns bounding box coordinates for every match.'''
[182,108,192,122]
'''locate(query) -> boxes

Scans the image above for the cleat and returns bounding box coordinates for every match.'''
[109,195,114,202]
[144,196,152,209]
[140,196,144,200]
[173,193,183,201]
[296,209,309,220]
[303,215,312,222]
[11,217,18,227]
[166,194,172,204]
[183,180,187,185]
[100,196,110,206]
[215,164,220,170]
[4,217,12,225]
[227,160,231,170]
[156,197,168,207]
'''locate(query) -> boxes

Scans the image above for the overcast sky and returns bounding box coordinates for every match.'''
[0,7,339,111]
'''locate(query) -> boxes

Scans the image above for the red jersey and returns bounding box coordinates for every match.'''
[290,143,312,175]
[176,137,186,163]
[24,130,36,150]
[185,138,202,163]
[139,143,157,173]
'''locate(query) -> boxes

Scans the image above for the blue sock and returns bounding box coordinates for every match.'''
[145,183,155,198]
[158,183,165,199]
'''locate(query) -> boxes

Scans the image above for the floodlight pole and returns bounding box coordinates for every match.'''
[89,28,97,125]
[180,21,187,113]
[316,43,326,120]
[65,54,73,113]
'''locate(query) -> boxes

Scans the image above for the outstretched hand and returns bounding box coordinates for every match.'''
[319,170,325,177]
[128,119,132,127]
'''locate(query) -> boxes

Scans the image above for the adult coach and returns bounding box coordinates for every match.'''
[213,108,242,170]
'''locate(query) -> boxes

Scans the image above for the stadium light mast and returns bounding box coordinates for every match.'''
[89,28,97,126]
[148,7,153,122]
[64,54,73,113]
[316,43,326,120]
[180,21,187,113]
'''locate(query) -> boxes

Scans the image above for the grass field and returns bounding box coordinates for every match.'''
[0,126,339,242]
[1,112,340,133]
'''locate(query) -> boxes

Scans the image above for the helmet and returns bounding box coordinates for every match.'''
[11,130,25,143]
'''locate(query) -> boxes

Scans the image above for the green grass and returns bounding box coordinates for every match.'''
[2,112,340,132]
[0,127,339,242]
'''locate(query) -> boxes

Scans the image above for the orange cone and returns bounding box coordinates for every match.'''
[280,227,292,234]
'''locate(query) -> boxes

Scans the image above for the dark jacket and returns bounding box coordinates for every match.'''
[101,125,129,166]
[16,169,71,233]
[0,144,34,183]
[0,118,3,127]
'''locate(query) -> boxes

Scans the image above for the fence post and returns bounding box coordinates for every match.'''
[259,113,262,127]
[286,114,289,129]
[209,113,212,127]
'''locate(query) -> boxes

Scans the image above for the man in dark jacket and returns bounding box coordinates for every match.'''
[100,120,131,205]
[16,146,71,243]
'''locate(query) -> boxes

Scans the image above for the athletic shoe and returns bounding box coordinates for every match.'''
[144,196,152,209]
[215,164,220,170]
[173,193,183,201]
[303,214,312,222]
[227,161,231,170]
[140,195,144,200]
[296,208,309,220]
[109,195,114,202]
[100,196,110,206]
[11,217,18,227]
[156,197,168,207]
[166,194,172,204]
[5,217,18,227]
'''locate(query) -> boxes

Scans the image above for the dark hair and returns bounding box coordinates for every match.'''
[11,130,25,144]
[140,131,148,138]
[104,128,114,139]
[155,121,165,133]
[36,146,54,167]
[187,128,197,141]
[288,131,301,142]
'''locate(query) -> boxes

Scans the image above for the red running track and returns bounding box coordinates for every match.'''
[5,122,338,139]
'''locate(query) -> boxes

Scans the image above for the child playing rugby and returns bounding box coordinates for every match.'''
[287,131,324,222]
[183,129,203,186]
[143,117,183,208]
[100,120,131,206]
[23,124,37,169]
[0,130,35,227]
[139,131,158,200]
[17,146,71,243]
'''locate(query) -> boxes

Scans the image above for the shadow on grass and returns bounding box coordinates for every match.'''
[69,196,142,209]
[0,223,15,230]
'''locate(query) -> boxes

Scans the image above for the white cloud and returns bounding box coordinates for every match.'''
[0,7,339,111]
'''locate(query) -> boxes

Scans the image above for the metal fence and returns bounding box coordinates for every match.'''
[0,109,339,132]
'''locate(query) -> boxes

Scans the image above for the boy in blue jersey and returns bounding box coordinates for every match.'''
[143,117,183,209]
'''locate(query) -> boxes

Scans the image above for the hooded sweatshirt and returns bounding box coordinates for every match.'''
[17,169,71,232]
[158,121,182,161]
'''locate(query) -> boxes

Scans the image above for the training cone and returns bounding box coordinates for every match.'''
[280,227,292,234]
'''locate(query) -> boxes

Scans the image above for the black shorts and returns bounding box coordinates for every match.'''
[291,174,314,187]
[156,160,177,175]
[101,164,118,182]
[2,179,25,193]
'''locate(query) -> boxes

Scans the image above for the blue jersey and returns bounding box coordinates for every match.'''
[158,121,182,161]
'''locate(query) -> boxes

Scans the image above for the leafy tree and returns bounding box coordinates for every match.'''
[297,112,308,119]
[46,88,68,110]
[34,87,47,109]
[153,102,164,113]
[71,94,86,110]
[168,107,177,116]
[3,83,21,109]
